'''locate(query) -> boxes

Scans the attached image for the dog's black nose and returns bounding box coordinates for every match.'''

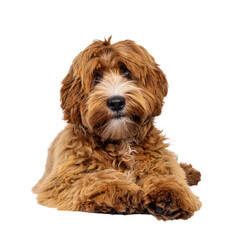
[107,96,125,112]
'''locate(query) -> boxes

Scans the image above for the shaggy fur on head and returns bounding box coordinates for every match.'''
[33,37,201,220]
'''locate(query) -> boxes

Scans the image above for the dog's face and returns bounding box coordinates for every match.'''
[60,38,168,141]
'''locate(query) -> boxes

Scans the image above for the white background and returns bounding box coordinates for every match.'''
[0,0,239,239]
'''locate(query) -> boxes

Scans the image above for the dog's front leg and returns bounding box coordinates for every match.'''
[135,150,202,220]
[36,168,143,214]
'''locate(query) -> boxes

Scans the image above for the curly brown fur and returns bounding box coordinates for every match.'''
[180,163,201,186]
[33,37,201,220]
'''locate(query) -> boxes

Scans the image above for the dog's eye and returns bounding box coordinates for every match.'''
[119,63,132,79]
[93,72,102,84]
[124,71,132,80]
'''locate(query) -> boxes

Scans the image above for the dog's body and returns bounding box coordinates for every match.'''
[33,38,201,220]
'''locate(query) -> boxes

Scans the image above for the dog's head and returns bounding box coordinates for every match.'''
[60,37,168,141]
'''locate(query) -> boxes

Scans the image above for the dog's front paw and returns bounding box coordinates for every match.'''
[143,180,201,220]
[146,195,191,220]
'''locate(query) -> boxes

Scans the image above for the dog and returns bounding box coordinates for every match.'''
[33,37,202,220]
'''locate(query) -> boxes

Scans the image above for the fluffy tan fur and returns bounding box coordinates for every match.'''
[33,37,202,220]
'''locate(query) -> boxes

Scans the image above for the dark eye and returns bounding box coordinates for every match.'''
[119,63,132,79]
[93,72,102,84]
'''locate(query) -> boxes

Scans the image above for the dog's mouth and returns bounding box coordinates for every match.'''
[112,114,141,124]
[112,113,126,119]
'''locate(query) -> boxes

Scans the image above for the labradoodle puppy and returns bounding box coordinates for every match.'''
[33,37,202,220]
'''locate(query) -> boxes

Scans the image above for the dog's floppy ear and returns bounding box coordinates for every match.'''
[60,64,83,124]
[146,65,168,116]
[125,41,168,117]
